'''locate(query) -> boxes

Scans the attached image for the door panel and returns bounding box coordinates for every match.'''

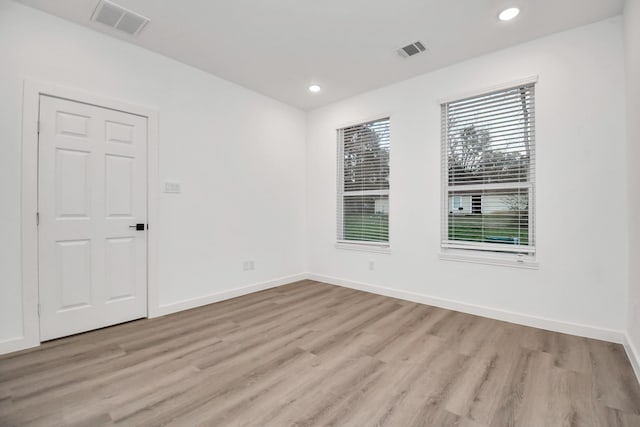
[105,120,134,144]
[105,154,134,217]
[39,95,148,341]
[57,239,92,311]
[55,148,91,218]
[56,111,89,138]
[105,237,137,302]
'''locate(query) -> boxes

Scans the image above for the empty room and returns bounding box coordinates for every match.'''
[1,0,640,425]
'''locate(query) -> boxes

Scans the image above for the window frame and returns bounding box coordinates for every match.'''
[440,77,537,260]
[336,116,391,249]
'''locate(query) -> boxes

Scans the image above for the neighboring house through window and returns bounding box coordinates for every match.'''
[441,81,536,255]
[337,117,390,246]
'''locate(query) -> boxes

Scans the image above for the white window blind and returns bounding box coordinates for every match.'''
[442,83,535,254]
[337,118,390,245]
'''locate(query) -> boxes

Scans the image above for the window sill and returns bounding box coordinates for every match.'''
[439,250,539,269]
[335,242,391,254]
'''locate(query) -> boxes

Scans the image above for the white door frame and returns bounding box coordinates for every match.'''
[17,79,159,353]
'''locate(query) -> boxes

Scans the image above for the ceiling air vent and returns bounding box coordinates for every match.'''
[397,41,427,58]
[91,0,150,37]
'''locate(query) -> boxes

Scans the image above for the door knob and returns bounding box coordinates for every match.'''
[129,223,146,230]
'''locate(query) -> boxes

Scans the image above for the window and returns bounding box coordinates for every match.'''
[471,195,482,214]
[453,195,462,210]
[337,117,390,246]
[441,82,535,255]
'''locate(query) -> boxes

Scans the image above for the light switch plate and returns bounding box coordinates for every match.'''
[164,182,181,194]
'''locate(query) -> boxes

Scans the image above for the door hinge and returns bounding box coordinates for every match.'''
[37,121,40,134]
[37,304,40,317]
[36,212,39,226]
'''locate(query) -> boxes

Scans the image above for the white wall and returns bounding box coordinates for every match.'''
[307,17,629,337]
[0,0,307,349]
[625,0,640,364]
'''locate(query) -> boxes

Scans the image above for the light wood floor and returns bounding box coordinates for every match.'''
[1,280,639,427]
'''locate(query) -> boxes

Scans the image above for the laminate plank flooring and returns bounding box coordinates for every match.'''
[1,280,639,426]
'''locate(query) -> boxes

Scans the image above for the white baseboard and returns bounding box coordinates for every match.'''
[151,273,308,317]
[308,274,626,344]
[624,334,640,385]
[0,335,40,356]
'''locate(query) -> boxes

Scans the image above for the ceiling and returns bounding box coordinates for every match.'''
[17,0,624,110]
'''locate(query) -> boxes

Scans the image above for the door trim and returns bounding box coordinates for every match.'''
[12,79,159,354]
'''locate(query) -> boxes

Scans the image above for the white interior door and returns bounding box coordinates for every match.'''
[38,95,148,341]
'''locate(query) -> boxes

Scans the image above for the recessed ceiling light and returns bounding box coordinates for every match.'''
[498,7,520,21]
[308,84,321,93]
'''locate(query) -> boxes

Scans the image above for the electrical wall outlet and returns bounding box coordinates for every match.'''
[243,260,255,271]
